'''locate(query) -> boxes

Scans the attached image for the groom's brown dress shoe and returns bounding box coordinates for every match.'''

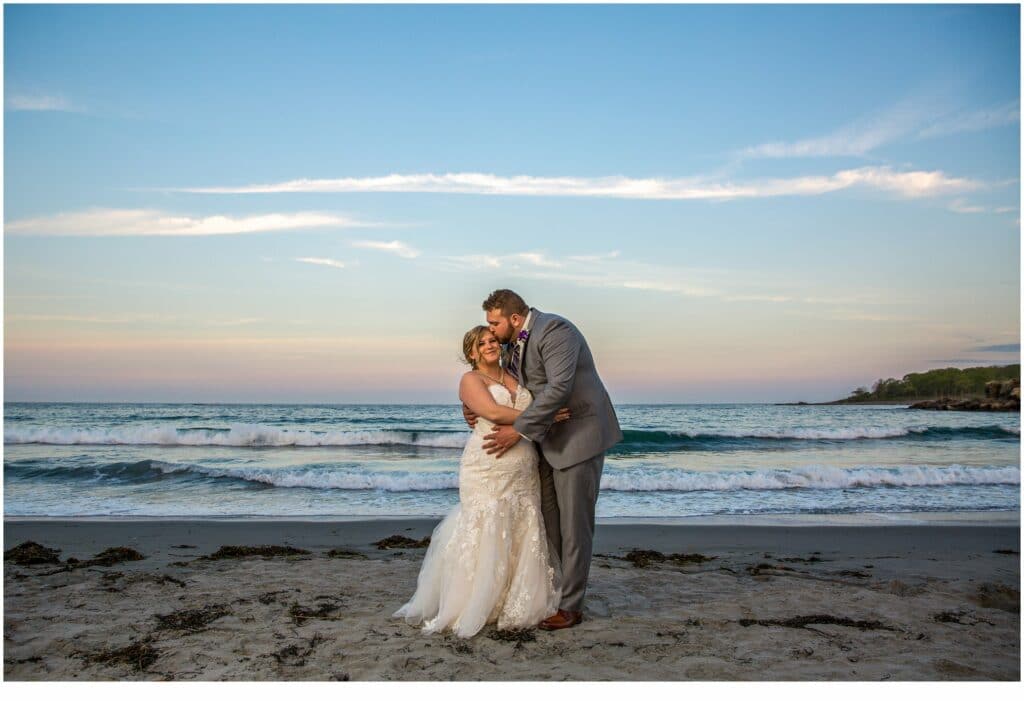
[538,609,583,631]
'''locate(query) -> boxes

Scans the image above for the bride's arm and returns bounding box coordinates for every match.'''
[459,373,521,424]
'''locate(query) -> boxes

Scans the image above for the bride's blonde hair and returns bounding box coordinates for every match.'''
[461,325,491,369]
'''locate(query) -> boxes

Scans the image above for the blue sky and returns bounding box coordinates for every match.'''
[3,3,1020,403]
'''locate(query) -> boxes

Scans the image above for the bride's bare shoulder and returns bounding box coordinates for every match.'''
[460,371,485,387]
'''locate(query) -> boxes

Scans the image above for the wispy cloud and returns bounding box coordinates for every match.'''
[350,239,420,258]
[742,102,928,158]
[947,199,1021,215]
[171,167,979,201]
[568,251,620,262]
[295,257,348,269]
[742,99,1020,159]
[7,94,79,112]
[948,199,987,214]
[439,249,910,314]
[443,251,564,271]
[918,101,1020,139]
[5,208,374,236]
[441,251,720,298]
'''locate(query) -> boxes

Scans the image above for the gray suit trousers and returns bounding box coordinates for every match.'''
[538,451,604,612]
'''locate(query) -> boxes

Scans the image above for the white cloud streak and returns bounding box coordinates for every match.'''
[568,251,621,262]
[743,102,928,158]
[443,251,564,271]
[918,101,1020,139]
[295,257,348,269]
[171,167,978,201]
[948,199,987,214]
[5,209,373,236]
[350,239,420,258]
[743,99,1019,159]
[439,250,908,313]
[7,94,78,112]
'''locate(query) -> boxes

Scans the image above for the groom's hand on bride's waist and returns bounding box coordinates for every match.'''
[462,403,478,429]
[483,424,521,458]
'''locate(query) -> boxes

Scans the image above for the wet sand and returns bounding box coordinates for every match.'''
[4,518,1020,680]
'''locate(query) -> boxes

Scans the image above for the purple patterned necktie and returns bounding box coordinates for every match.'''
[506,341,523,380]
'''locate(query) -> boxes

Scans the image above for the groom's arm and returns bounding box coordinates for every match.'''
[513,319,581,443]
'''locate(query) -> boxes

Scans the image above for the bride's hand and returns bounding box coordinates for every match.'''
[554,408,571,423]
[462,403,478,429]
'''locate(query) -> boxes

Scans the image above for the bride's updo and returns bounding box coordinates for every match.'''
[461,325,490,369]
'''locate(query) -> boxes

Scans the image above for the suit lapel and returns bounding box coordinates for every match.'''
[520,308,538,380]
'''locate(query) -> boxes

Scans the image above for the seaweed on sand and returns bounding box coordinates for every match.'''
[4,541,61,566]
[973,583,1020,613]
[326,548,368,559]
[622,549,716,568]
[155,603,231,632]
[374,535,431,549]
[288,600,341,625]
[738,615,897,631]
[271,633,325,667]
[85,547,146,567]
[84,638,159,673]
[200,545,310,560]
[746,562,796,576]
[487,628,536,645]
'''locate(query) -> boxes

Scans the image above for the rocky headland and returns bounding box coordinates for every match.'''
[909,380,1020,412]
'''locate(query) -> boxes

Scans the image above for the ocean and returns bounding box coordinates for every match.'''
[3,402,1020,519]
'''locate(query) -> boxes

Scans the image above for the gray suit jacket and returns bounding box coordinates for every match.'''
[509,309,623,470]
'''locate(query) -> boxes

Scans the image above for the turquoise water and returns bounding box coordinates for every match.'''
[3,402,1019,518]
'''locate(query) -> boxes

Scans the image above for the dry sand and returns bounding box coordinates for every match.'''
[3,518,1019,681]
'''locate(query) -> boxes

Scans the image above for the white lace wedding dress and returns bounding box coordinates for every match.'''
[394,382,559,638]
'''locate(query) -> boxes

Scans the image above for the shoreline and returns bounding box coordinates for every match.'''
[4,518,1019,680]
[5,510,1019,527]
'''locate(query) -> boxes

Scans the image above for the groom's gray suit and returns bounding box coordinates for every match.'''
[508,308,622,612]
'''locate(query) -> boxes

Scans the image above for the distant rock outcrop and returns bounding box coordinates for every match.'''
[909,379,1020,412]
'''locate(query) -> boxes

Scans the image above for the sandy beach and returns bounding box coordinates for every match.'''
[3,516,1020,681]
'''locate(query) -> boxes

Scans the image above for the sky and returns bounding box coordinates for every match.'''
[3,3,1021,404]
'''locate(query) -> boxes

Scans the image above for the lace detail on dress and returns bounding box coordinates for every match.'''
[394,383,560,637]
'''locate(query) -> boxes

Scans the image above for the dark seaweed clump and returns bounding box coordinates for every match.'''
[374,535,431,549]
[974,583,1020,613]
[86,547,146,567]
[271,633,324,667]
[746,562,795,576]
[85,639,159,672]
[623,549,716,568]
[4,541,62,566]
[739,615,896,631]
[327,548,368,559]
[487,628,536,644]
[155,604,231,632]
[289,600,341,625]
[200,545,310,560]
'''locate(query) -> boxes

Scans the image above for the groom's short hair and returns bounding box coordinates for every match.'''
[483,289,528,317]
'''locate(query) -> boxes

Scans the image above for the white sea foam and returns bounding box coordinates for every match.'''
[142,462,1019,492]
[666,426,1017,440]
[599,465,1020,492]
[3,424,468,449]
[156,462,462,491]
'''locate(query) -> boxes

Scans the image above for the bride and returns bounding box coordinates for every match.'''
[394,325,563,637]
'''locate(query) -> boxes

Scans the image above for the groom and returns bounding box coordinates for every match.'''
[470,289,622,630]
